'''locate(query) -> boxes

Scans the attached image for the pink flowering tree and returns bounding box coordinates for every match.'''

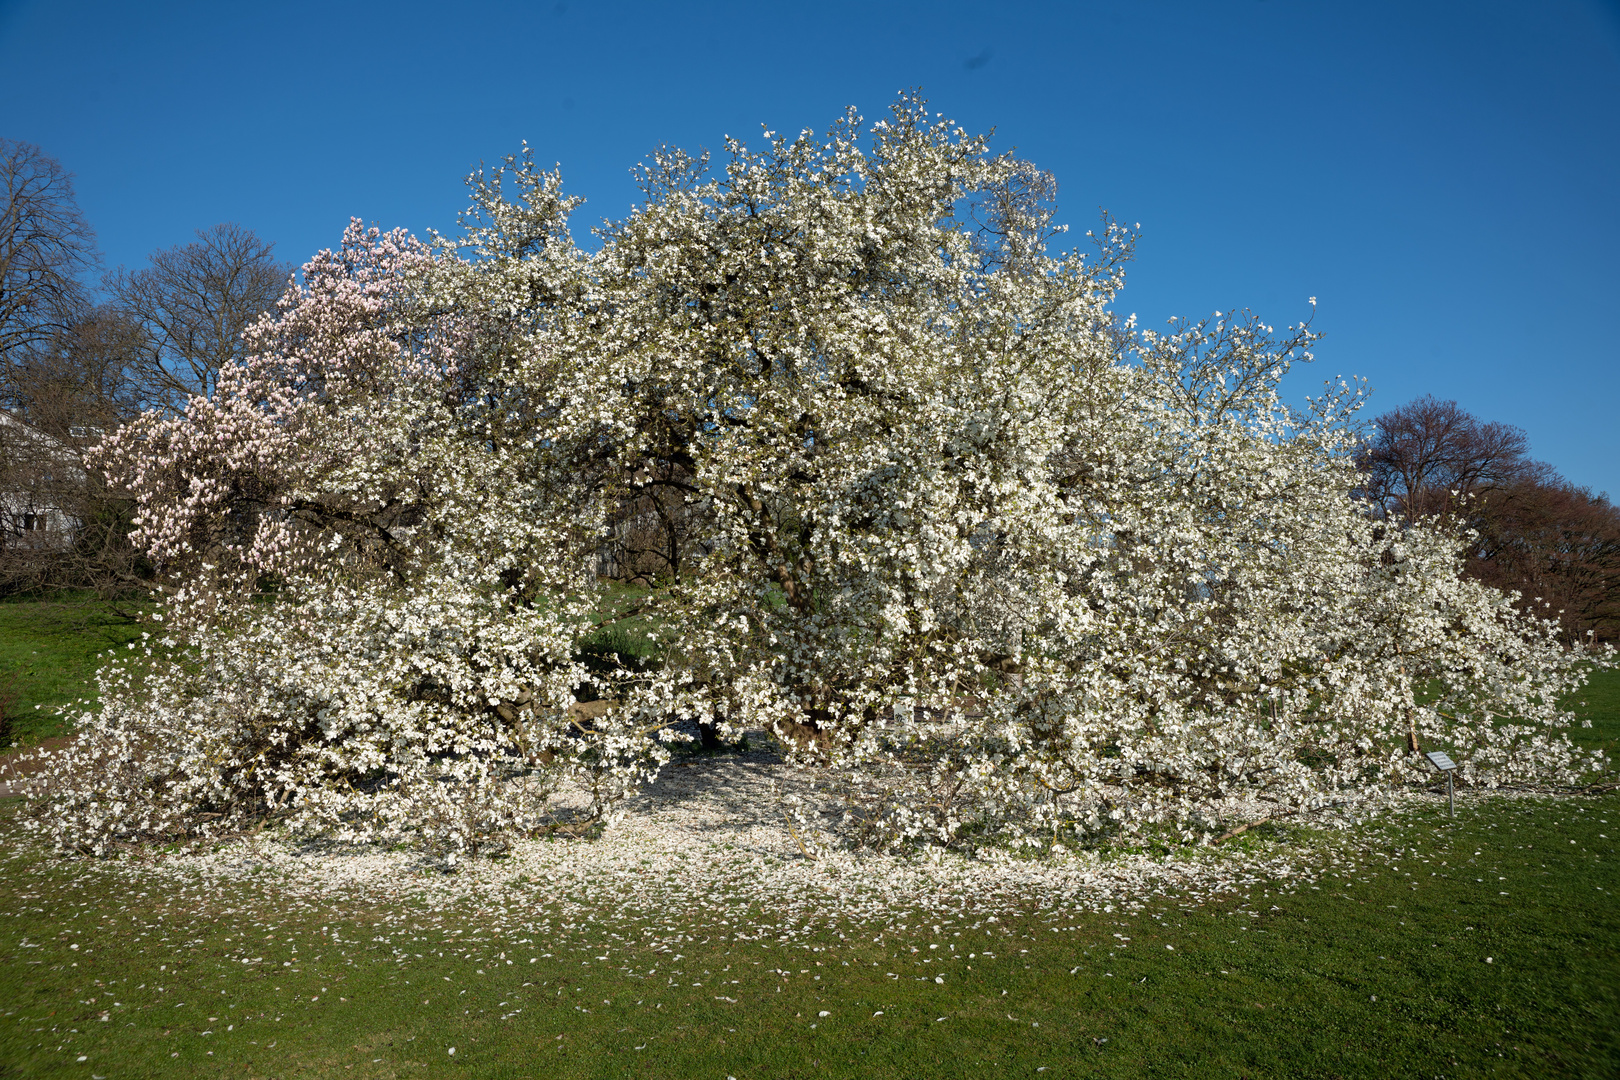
[29,220,648,857]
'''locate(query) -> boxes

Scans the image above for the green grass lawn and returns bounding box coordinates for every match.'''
[0,598,144,748]
[0,794,1614,1079]
[0,611,1615,1078]
[1570,662,1620,758]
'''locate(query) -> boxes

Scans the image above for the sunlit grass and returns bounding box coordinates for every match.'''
[0,597,144,747]
[0,793,1614,1078]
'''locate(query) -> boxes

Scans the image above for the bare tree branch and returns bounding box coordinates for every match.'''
[106,222,290,407]
[0,139,98,370]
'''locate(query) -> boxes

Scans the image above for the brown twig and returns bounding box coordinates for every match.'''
[1212,816,1273,844]
[784,817,816,861]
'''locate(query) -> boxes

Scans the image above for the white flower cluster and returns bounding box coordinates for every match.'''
[24,95,1609,856]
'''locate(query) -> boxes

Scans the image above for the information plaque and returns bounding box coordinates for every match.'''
[1424,751,1457,816]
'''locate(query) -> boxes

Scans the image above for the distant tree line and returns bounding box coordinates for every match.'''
[1360,395,1620,645]
[0,138,288,603]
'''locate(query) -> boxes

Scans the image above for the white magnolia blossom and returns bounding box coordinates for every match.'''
[23,96,1609,856]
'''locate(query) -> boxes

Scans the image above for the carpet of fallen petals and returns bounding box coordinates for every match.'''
[7,737,1478,964]
[5,779,1610,1079]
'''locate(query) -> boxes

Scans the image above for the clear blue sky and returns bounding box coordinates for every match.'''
[3,0,1617,495]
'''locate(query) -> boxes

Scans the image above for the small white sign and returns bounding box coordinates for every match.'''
[1425,751,1457,772]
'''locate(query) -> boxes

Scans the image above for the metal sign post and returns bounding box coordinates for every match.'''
[1425,751,1457,817]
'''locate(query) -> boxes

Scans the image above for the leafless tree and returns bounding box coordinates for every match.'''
[0,306,148,603]
[597,460,706,585]
[1361,395,1620,644]
[0,139,98,370]
[1359,395,1539,519]
[106,222,290,407]
[1467,479,1620,645]
[8,304,143,434]
[1,151,290,604]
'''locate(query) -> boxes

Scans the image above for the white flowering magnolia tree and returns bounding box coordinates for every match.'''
[26,96,1608,856]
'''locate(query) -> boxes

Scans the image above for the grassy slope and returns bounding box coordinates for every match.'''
[0,630,1615,1077]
